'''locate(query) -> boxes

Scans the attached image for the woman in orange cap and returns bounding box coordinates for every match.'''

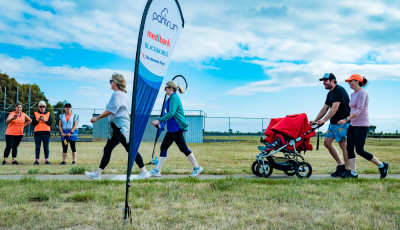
[338,74,389,179]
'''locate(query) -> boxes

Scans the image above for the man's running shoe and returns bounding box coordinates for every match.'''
[331,164,346,178]
[189,166,204,177]
[12,161,19,165]
[59,161,66,165]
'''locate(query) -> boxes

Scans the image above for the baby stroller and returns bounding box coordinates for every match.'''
[251,113,320,179]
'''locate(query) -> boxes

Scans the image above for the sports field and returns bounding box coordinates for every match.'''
[0,137,399,229]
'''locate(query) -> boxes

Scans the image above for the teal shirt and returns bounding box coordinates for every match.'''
[158,93,188,131]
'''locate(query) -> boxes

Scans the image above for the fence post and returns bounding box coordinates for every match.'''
[28,84,31,141]
[3,87,6,137]
[228,117,231,142]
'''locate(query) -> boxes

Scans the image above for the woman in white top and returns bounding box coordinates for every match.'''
[85,73,150,180]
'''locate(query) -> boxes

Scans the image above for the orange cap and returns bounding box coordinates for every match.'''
[345,74,364,85]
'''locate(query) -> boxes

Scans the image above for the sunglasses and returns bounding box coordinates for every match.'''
[65,105,71,108]
[165,86,172,90]
[110,80,113,84]
[39,106,46,108]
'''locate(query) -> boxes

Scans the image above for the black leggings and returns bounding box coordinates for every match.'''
[4,135,23,158]
[99,123,144,170]
[160,131,192,157]
[62,140,76,153]
[347,125,374,161]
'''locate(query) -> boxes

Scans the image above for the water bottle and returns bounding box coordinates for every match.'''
[154,157,158,166]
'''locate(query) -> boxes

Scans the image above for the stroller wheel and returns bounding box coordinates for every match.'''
[251,160,262,177]
[256,161,273,178]
[295,162,312,179]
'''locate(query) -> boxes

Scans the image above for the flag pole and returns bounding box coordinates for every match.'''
[123,0,153,226]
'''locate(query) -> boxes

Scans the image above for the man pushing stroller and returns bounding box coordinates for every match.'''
[310,73,350,178]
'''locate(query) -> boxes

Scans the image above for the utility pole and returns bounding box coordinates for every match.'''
[16,86,19,103]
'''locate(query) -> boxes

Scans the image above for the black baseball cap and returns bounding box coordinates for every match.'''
[64,103,72,108]
[319,73,336,81]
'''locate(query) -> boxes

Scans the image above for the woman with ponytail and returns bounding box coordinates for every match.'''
[151,81,204,177]
[338,74,389,179]
[85,73,150,180]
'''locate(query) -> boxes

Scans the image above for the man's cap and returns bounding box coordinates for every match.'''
[319,73,336,81]
[64,103,72,107]
[345,74,363,85]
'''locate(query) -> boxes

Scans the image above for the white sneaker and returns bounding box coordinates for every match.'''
[135,171,151,180]
[189,166,204,177]
[149,168,161,177]
[85,171,101,180]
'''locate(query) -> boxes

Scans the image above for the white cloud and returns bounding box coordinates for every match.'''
[225,61,400,95]
[0,54,133,83]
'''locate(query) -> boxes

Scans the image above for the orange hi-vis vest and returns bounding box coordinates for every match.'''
[34,112,51,132]
[6,112,26,136]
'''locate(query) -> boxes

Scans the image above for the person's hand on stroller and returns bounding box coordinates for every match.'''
[317,120,326,126]
[309,120,317,125]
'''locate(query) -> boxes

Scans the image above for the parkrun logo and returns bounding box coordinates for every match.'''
[144,42,169,57]
[147,30,170,47]
[152,8,178,32]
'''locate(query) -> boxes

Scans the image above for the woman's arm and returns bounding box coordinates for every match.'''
[90,110,112,123]
[5,113,15,124]
[24,114,32,126]
[158,96,178,122]
[59,119,64,137]
[67,120,79,137]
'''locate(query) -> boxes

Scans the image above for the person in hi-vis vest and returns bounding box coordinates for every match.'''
[58,103,79,165]
[2,102,32,165]
[31,101,53,165]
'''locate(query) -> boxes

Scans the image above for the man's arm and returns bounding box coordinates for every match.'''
[310,105,329,124]
[318,102,340,125]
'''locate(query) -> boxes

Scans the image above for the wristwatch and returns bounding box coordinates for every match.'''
[345,117,348,121]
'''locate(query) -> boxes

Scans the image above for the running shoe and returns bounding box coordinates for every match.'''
[135,171,151,180]
[379,162,389,179]
[331,164,346,178]
[12,161,19,165]
[85,171,101,180]
[342,170,358,179]
[45,161,51,165]
[189,166,204,177]
[33,161,39,165]
[2,160,6,165]
[149,168,161,177]
[59,161,66,165]
[72,161,76,165]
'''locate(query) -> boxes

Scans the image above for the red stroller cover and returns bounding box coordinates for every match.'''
[264,113,315,151]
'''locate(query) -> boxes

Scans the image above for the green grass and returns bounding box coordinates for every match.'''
[0,137,399,175]
[0,178,399,229]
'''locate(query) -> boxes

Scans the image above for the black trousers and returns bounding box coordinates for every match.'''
[160,131,192,157]
[62,140,76,153]
[4,135,23,158]
[347,125,374,161]
[99,123,144,170]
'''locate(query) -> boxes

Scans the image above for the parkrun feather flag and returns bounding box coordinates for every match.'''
[124,0,184,225]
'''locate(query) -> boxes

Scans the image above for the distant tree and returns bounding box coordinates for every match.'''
[53,100,67,130]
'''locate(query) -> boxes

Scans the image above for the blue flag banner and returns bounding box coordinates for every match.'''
[128,0,184,175]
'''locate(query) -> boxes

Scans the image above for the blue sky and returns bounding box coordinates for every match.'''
[1,0,400,133]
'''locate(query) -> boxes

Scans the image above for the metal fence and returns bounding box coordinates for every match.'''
[1,106,399,142]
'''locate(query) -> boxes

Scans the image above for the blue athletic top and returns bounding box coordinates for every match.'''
[165,93,183,133]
